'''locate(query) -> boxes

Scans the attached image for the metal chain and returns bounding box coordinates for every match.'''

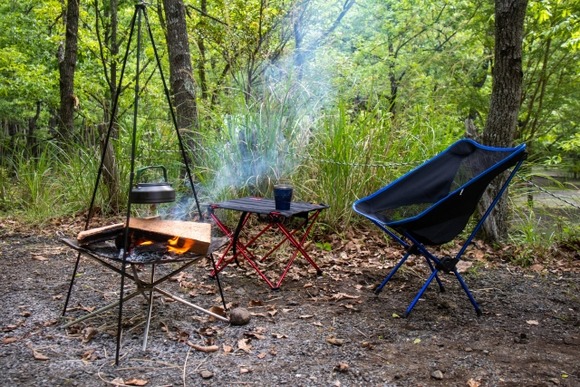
[518,176,580,210]
[300,155,418,169]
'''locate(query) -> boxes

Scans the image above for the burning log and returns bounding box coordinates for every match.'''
[77,218,211,255]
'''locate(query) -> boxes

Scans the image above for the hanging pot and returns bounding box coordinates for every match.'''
[130,165,176,204]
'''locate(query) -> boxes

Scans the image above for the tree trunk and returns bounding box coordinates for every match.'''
[97,0,121,213]
[27,101,41,159]
[98,123,120,213]
[58,0,79,144]
[162,0,199,163]
[480,0,528,242]
[197,0,209,100]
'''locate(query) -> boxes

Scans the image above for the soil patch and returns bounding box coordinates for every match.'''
[0,222,579,386]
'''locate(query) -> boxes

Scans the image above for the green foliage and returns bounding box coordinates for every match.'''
[0,0,578,260]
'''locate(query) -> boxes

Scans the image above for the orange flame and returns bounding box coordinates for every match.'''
[131,234,194,255]
[135,238,154,246]
[167,236,195,254]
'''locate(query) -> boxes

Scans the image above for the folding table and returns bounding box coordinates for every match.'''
[61,238,228,350]
[208,197,328,290]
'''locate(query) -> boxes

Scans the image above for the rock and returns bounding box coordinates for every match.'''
[199,370,213,379]
[229,307,251,325]
[431,370,444,380]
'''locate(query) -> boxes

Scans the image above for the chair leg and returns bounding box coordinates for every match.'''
[425,257,445,293]
[404,269,440,317]
[375,250,413,294]
[453,269,482,316]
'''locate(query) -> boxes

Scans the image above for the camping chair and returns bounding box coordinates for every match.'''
[353,138,526,317]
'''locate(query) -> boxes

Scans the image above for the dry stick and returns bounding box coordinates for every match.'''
[193,356,209,372]
[354,326,369,339]
[182,346,192,387]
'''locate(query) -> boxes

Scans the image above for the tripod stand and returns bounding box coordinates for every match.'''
[62,1,224,365]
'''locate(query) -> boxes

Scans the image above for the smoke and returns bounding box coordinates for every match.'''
[164,1,351,219]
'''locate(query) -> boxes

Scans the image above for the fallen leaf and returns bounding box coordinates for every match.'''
[456,260,473,273]
[257,352,267,359]
[32,349,49,361]
[467,378,481,387]
[2,337,18,344]
[81,349,97,362]
[125,378,149,386]
[335,362,349,373]
[222,344,233,354]
[299,315,314,319]
[240,367,251,374]
[245,331,266,340]
[413,338,421,344]
[526,320,539,326]
[248,299,263,307]
[82,327,98,343]
[187,342,219,353]
[331,292,359,301]
[32,255,48,261]
[209,306,226,318]
[238,338,252,353]
[326,336,345,346]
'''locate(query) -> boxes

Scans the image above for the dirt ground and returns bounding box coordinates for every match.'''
[0,217,579,387]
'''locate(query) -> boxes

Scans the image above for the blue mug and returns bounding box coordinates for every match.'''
[274,184,293,210]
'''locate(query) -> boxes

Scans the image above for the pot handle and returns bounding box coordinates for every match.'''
[135,165,169,183]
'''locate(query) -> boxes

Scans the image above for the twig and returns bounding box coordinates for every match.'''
[354,327,369,339]
[193,356,209,372]
[182,346,192,387]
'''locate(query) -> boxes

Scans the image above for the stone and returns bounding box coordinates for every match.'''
[431,370,444,380]
[229,307,251,325]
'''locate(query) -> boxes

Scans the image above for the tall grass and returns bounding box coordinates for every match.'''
[2,91,577,262]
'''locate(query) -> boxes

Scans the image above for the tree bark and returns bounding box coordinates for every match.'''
[197,0,209,100]
[162,0,199,162]
[480,0,528,242]
[58,0,79,144]
[93,0,121,213]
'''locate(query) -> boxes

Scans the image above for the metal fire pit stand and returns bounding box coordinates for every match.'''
[208,197,329,290]
[61,239,228,350]
[61,2,217,365]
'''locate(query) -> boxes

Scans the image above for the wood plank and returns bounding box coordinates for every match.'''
[77,223,124,245]
[128,218,211,255]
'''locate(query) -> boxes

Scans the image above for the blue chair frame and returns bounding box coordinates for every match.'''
[353,139,527,317]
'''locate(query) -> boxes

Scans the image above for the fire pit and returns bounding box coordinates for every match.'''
[71,217,213,260]
[61,218,229,352]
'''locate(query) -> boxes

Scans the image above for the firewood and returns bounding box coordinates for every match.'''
[77,223,124,245]
[128,218,211,255]
[77,218,211,255]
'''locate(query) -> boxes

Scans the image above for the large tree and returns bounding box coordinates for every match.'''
[481,0,528,241]
[162,0,199,160]
[58,0,79,143]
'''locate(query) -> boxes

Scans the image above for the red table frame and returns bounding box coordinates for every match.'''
[208,197,328,290]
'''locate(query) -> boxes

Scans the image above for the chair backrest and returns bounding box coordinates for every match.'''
[353,139,527,245]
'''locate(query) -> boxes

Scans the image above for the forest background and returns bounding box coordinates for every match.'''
[0,0,578,264]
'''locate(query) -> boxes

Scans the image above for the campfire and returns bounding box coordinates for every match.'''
[74,218,212,262]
